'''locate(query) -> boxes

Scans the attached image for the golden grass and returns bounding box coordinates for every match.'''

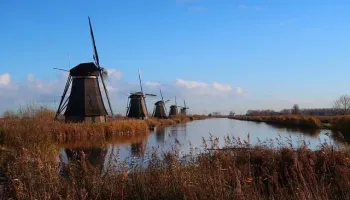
[145,114,208,128]
[232,115,322,129]
[1,106,350,199]
[232,115,350,139]
[1,136,350,199]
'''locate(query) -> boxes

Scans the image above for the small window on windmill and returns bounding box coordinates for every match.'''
[91,116,96,122]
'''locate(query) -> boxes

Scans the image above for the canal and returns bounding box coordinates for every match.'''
[59,118,343,170]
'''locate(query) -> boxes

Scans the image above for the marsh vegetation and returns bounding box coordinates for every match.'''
[0,106,349,199]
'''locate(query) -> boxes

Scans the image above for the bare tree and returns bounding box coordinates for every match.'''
[292,104,300,115]
[333,95,350,115]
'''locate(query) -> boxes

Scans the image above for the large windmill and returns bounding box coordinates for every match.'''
[152,88,170,119]
[168,96,179,117]
[54,17,114,123]
[126,70,156,119]
[178,100,189,116]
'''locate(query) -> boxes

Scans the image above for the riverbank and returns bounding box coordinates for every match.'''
[231,115,350,138]
[231,115,322,129]
[0,105,208,146]
[145,114,208,128]
[1,139,350,199]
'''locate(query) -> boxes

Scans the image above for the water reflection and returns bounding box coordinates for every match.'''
[130,140,147,157]
[155,126,166,144]
[59,118,345,170]
[266,124,321,137]
[64,147,106,167]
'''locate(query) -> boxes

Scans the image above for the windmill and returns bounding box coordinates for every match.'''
[178,100,189,116]
[152,88,170,119]
[54,17,114,123]
[126,70,156,119]
[168,96,179,117]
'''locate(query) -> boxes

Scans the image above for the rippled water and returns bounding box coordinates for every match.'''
[59,118,343,169]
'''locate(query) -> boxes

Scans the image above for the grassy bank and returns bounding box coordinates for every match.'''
[0,106,149,148]
[231,115,350,142]
[1,137,350,199]
[0,105,208,147]
[145,114,208,128]
[231,115,322,129]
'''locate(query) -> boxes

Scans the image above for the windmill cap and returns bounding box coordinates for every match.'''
[129,92,145,97]
[70,62,100,76]
[155,100,165,105]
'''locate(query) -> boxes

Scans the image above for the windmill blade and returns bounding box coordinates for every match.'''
[164,99,170,103]
[88,16,100,67]
[99,71,114,116]
[101,67,108,80]
[145,93,156,97]
[184,100,186,108]
[160,89,164,102]
[53,67,69,72]
[138,69,143,94]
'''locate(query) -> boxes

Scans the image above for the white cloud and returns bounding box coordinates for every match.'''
[175,79,208,89]
[235,87,243,94]
[0,72,249,115]
[27,74,35,82]
[175,79,236,95]
[0,73,11,87]
[106,69,122,80]
[213,82,232,92]
[145,81,161,87]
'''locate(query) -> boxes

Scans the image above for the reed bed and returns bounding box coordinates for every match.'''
[232,115,322,129]
[232,115,350,139]
[145,114,208,128]
[0,118,149,148]
[1,135,350,199]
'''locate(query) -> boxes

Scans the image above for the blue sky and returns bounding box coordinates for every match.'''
[1,0,350,114]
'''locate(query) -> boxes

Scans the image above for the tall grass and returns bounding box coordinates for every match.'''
[232,115,350,140]
[145,114,208,128]
[1,135,350,199]
[0,105,149,149]
[232,115,322,129]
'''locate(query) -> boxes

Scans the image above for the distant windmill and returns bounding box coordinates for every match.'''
[54,17,113,123]
[169,96,179,117]
[178,100,189,116]
[126,70,156,119]
[152,88,170,119]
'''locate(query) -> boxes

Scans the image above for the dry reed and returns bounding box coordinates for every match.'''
[1,135,350,199]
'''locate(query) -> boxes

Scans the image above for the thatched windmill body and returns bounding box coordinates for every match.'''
[126,70,156,119]
[179,100,189,116]
[54,17,113,123]
[152,89,170,119]
[168,96,179,117]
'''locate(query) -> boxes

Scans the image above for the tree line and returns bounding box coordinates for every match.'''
[243,95,350,116]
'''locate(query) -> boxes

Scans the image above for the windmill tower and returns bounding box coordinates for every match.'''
[179,100,189,116]
[152,89,170,119]
[54,17,114,123]
[126,70,156,119]
[168,96,179,117]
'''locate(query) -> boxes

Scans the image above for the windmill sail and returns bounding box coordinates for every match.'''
[88,17,114,117]
[88,17,100,66]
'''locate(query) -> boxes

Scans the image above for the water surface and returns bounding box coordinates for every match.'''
[59,118,342,169]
